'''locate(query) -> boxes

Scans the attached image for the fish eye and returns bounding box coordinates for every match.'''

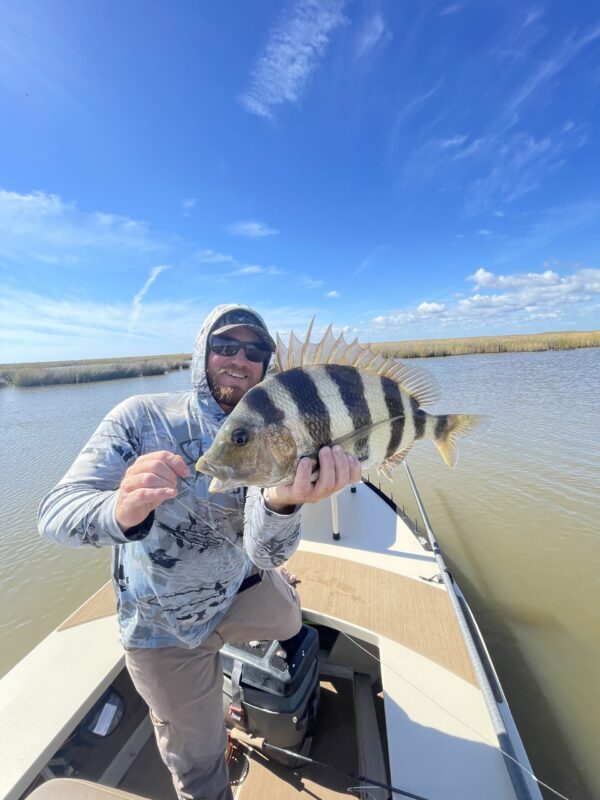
[231,429,249,447]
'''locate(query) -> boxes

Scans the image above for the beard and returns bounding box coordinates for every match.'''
[211,382,242,407]
[208,370,247,410]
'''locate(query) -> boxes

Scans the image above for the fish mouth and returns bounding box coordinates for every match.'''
[195,455,228,480]
[207,475,237,493]
[195,456,254,493]
[196,458,236,494]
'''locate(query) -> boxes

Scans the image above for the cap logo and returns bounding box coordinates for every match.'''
[218,311,263,328]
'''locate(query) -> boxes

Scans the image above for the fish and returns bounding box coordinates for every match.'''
[196,322,482,493]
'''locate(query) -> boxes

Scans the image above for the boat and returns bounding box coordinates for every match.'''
[0,465,544,800]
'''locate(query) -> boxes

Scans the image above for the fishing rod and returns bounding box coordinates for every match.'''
[228,728,432,800]
[169,485,572,800]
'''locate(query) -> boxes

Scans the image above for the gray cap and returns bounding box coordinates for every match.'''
[211,309,276,352]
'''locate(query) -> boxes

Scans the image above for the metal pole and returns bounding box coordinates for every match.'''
[331,493,340,541]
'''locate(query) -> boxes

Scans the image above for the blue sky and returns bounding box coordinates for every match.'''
[1,0,599,363]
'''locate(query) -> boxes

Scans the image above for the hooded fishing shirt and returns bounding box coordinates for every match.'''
[38,304,302,649]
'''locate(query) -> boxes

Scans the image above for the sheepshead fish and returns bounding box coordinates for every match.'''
[196,322,482,492]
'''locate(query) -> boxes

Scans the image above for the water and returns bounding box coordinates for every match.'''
[1,351,598,799]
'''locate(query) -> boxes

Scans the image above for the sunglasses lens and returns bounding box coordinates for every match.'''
[209,338,238,356]
[214,345,237,356]
[243,345,266,363]
[209,335,269,362]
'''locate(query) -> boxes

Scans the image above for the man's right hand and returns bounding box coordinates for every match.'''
[115,451,190,532]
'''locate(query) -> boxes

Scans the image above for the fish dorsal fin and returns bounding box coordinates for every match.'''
[287,331,304,370]
[275,321,440,407]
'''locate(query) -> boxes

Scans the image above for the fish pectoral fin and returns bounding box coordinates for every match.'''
[377,446,413,481]
[330,415,405,452]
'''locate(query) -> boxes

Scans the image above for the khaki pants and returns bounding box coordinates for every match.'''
[125,569,301,800]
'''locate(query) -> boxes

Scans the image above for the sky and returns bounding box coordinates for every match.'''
[1,0,599,363]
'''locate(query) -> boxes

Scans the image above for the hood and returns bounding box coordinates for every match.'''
[191,303,273,420]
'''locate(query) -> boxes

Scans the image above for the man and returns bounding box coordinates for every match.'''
[39,304,361,800]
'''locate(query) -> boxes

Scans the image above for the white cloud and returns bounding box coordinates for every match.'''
[495,7,547,62]
[326,290,340,298]
[451,136,488,161]
[0,285,205,362]
[355,253,376,275]
[296,276,324,289]
[478,229,492,236]
[468,267,560,289]
[439,4,463,16]
[418,302,445,314]
[191,252,285,280]
[226,220,279,238]
[439,134,469,149]
[370,267,600,337]
[181,198,196,216]
[464,132,565,213]
[239,0,347,119]
[194,249,235,263]
[523,8,544,28]
[0,188,163,262]
[504,24,600,120]
[1,281,313,363]
[405,119,588,213]
[355,12,391,59]
[129,265,172,333]
[232,265,263,275]
[493,202,600,263]
[354,245,389,275]
[391,83,441,138]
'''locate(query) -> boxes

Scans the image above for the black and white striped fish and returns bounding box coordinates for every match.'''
[196,323,482,492]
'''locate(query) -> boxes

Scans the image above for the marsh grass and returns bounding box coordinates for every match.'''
[0,355,191,387]
[1,331,598,387]
[371,330,600,359]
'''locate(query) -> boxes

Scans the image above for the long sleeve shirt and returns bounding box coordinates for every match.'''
[38,304,302,648]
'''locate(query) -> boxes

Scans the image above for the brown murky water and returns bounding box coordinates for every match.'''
[1,349,598,799]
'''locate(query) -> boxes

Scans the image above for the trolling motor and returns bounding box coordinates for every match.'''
[221,625,320,767]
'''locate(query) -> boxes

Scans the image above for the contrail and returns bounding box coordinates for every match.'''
[128,264,171,333]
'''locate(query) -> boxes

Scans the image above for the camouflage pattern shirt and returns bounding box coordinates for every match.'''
[38,305,302,649]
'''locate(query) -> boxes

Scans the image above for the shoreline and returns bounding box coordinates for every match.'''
[372,329,599,359]
[0,355,191,388]
[1,330,598,388]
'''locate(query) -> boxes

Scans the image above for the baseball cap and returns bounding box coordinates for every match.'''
[211,309,276,352]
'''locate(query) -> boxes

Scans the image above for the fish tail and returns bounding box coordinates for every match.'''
[433,413,485,468]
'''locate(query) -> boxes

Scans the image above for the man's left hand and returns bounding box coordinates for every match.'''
[263,446,362,513]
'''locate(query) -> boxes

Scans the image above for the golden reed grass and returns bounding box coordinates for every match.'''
[371,330,600,359]
[0,331,597,387]
[0,355,191,387]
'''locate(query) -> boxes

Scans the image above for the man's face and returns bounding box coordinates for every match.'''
[206,327,267,412]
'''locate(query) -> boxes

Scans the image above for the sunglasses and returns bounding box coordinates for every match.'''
[208,334,271,363]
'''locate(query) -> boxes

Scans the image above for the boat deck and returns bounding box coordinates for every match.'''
[114,674,363,800]
[287,549,475,684]
[3,482,528,800]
